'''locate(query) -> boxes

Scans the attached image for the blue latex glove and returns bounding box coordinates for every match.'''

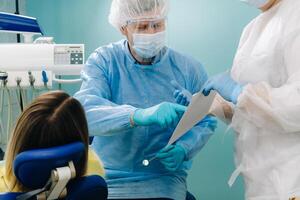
[133,102,187,128]
[198,115,218,132]
[202,72,243,104]
[171,80,192,106]
[156,145,186,171]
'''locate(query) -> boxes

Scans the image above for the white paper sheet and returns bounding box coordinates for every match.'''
[167,91,217,146]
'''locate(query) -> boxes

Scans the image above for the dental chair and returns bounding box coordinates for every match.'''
[0,142,108,200]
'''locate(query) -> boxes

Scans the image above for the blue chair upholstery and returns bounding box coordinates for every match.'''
[0,193,24,200]
[66,175,107,200]
[0,142,107,200]
[14,142,85,189]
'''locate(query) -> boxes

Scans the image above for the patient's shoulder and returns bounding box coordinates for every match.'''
[0,163,9,193]
[87,148,105,178]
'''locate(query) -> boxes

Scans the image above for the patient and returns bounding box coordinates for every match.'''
[0,91,105,192]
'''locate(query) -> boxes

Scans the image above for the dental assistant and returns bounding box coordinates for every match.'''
[202,0,300,199]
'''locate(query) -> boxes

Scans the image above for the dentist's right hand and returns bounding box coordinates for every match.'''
[132,102,187,128]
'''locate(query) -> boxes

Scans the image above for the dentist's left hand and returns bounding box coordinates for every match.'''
[156,145,186,171]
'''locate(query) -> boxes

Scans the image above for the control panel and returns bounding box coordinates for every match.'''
[54,45,84,65]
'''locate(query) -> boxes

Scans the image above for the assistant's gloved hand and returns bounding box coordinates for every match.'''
[171,80,192,106]
[202,72,243,104]
[199,115,218,132]
[156,145,186,172]
[133,102,186,128]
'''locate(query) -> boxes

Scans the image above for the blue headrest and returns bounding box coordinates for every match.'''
[13,142,85,189]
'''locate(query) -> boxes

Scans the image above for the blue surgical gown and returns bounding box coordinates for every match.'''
[74,40,216,199]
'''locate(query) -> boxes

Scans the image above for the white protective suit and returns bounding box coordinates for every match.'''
[228,0,300,199]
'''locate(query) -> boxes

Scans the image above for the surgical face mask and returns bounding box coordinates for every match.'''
[240,0,270,8]
[132,31,166,59]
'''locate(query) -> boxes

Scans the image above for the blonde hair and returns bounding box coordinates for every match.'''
[4,91,89,191]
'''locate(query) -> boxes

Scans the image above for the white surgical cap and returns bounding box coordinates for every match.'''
[109,0,170,29]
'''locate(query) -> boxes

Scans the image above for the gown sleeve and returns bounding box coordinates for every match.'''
[74,51,137,136]
[234,29,300,133]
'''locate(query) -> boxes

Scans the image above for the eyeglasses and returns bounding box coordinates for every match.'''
[126,18,166,33]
